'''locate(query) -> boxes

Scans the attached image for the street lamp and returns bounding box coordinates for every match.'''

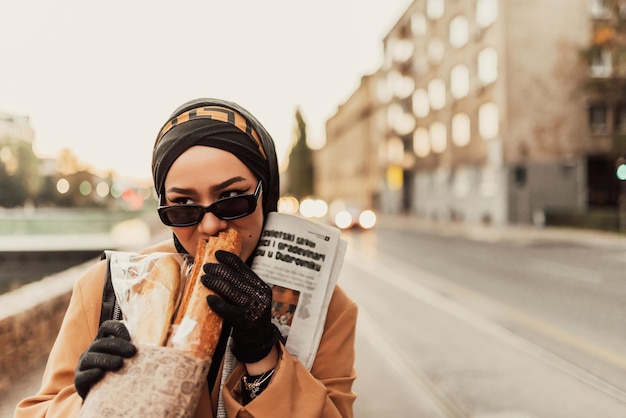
[616,158,626,181]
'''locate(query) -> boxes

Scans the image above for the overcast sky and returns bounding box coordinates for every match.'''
[0,0,412,180]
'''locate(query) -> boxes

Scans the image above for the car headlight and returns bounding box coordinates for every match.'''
[358,210,376,229]
[334,211,354,229]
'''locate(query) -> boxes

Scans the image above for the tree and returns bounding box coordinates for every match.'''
[285,108,314,199]
[0,139,39,207]
[57,148,86,175]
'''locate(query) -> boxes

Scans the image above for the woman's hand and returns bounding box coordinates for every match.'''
[201,250,281,366]
[74,320,137,399]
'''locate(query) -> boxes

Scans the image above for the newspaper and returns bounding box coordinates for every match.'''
[251,212,347,370]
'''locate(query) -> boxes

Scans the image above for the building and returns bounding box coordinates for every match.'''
[319,0,625,227]
[0,111,39,205]
[0,111,36,167]
[314,73,386,211]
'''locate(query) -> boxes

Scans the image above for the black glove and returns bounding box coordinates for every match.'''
[201,250,281,363]
[74,320,136,400]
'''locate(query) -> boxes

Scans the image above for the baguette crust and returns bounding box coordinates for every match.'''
[167,229,242,359]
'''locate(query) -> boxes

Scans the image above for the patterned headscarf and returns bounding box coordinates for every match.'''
[152,98,280,216]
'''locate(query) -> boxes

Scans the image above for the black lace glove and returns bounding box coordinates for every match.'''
[201,250,281,363]
[74,320,136,400]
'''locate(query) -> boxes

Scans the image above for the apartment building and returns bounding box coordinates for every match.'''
[314,73,386,210]
[320,0,623,226]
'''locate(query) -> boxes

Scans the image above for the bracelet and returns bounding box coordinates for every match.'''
[242,369,275,402]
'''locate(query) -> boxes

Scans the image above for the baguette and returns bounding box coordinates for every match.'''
[131,254,181,346]
[166,228,242,359]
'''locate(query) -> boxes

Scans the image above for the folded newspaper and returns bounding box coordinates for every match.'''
[252,212,347,370]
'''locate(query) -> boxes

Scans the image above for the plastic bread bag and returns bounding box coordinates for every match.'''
[108,251,185,346]
[77,252,209,418]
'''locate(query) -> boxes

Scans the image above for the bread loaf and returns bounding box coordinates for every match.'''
[167,229,242,359]
[131,254,181,346]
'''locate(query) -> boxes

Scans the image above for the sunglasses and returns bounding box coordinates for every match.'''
[158,181,262,226]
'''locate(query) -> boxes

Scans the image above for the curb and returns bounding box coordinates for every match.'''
[375,214,626,249]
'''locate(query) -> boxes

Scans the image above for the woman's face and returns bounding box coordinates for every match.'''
[162,145,264,261]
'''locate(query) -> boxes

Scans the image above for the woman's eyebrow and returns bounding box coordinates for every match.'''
[165,176,249,195]
[165,186,194,194]
[211,176,248,191]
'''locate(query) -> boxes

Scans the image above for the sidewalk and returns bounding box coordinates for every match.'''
[376,213,626,249]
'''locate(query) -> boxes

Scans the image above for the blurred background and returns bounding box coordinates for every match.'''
[2,1,626,417]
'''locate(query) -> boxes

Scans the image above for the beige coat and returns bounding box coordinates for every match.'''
[15,242,357,417]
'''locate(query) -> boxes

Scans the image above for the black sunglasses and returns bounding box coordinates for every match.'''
[158,181,262,226]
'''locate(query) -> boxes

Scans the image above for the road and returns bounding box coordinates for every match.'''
[3,217,626,417]
[345,218,626,417]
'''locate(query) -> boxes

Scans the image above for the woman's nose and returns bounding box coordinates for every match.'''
[196,211,228,235]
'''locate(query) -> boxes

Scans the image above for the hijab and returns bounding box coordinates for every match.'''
[151,98,280,254]
[152,98,280,216]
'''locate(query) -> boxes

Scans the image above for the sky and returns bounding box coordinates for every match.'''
[0,0,412,181]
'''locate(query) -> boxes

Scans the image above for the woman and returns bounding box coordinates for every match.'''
[15,98,358,417]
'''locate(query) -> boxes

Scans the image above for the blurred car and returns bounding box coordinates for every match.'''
[328,200,377,230]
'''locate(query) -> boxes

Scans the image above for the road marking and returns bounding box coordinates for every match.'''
[345,247,626,404]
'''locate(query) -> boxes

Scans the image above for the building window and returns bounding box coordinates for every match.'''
[388,70,415,99]
[450,64,470,99]
[388,103,416,135]
[449,16,469,48]
[478,47,498,85]
[428,78,447,110]
[615,103,626,132]
[412,88,430,118]
[589,0,609,18]
[387,137,405,164]
[590,48,612,78]
[615,49,626,77]
[452,113,471,147]
[427,0,444,20]
[479,102,499,139]
[390,38,415,63]
[412,12,427,36]
[476,0,498,28]
[430,122,447,153]
[588,103,607,134]
[413,127,430,157]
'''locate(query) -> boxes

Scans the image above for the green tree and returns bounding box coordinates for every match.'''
[285,108,314,199]
[0,140,39,207]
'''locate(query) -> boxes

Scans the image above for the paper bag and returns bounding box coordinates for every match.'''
[78,345,210,418]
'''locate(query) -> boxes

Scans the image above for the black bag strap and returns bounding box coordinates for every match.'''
[98,251,121,326]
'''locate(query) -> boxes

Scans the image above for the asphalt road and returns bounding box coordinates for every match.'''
[344,218,626,417]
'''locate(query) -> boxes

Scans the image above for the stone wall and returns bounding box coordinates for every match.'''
[0,259,96,393]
